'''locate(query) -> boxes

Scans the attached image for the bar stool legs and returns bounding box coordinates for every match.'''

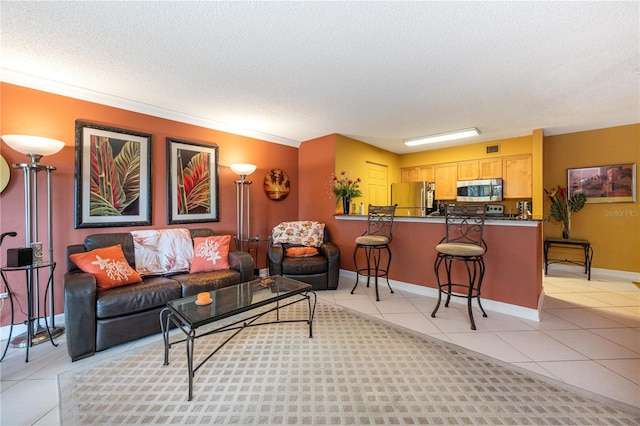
[432,254,487,330]
[352,244,393,301]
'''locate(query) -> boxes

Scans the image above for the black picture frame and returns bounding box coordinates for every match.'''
[74,120,153,228]
[166,137,219,224]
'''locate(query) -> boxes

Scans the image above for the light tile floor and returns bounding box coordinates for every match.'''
[1,269,638,425]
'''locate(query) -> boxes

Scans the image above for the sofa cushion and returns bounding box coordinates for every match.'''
[96,276,182,319]
[69,245,142,291]
[281,255,328,275]
[172,269,242,296]
[190,235,231,273]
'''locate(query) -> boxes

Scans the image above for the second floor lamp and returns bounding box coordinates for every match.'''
[230,163,257,253]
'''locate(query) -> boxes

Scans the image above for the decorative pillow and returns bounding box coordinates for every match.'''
[271,221,325,247]
[69,244,142,291]
[286,247,319,257]
[131,229,193,276]
[190,235,231,273]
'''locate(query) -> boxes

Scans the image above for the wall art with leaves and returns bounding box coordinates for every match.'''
[166,138,219,224]
[75,121,152,228]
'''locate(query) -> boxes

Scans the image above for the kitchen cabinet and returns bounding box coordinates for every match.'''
[417,165,435,182]
[401,165,435,183]
[479,158,502,178]
[503,155,532,198]
[435,163,457,200]
[457,161,479,180]
[401,167,418,183]
[457,158,502,180]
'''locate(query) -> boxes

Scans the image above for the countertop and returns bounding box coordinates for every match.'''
[335,214,544,226]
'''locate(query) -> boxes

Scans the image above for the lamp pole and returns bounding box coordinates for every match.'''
[230,164,257,253]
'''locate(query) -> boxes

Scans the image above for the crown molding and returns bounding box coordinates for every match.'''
[1,68,301,148]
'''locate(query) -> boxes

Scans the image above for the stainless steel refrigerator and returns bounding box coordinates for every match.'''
[391,182,436,217]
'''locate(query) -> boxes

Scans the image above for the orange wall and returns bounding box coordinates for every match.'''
[0,83,299,326]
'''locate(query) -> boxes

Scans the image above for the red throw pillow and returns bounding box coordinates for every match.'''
[190,235,231,273]
[69,244,142,291]
[286,247,319,257]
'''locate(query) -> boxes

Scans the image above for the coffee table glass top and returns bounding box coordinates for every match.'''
[166,276,311,327]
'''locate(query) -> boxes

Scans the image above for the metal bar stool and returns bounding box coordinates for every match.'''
[431,204,488,330]
[351,205,397,301]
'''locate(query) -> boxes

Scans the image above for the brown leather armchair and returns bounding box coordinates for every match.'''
[267,221,340,291]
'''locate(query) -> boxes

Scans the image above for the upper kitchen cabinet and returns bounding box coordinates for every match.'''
[457,158,503,180]
[435,163,457,199]
[479,158,503,178]
[503,154,532,198]
[401,167,418,183]
[418,165,435,182]
[401,165,435,183]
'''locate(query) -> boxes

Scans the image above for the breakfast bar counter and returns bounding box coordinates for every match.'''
[332,215,543,320]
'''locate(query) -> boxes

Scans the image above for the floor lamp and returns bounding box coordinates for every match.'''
[1,135,66,347]
[230,163,257,253]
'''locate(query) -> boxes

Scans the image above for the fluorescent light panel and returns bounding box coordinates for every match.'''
[404,127,480,146]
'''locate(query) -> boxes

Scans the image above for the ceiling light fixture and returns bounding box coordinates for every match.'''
[404,127,480,147]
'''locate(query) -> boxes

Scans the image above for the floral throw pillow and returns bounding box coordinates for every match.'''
[271,221,325,247]
[69,244,142,291]
[131,228,193,276]
[190,235,231,273]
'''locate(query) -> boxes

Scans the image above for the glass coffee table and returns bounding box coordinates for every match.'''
[160,275,316,400]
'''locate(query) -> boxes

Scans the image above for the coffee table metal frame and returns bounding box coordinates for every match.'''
[160,276,316,400]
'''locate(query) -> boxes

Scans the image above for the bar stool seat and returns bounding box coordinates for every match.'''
[431,204,488,330]
[351,205,397,301]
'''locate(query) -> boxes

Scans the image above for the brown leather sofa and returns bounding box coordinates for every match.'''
[63,228,253,361]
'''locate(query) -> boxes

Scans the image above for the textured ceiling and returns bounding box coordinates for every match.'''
[1,1,638,153]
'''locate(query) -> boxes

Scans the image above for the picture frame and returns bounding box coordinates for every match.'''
[74,121,152,228]
[568,163,636,203]
[166,137,219,224]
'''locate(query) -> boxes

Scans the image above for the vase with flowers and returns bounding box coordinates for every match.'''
[332,171,362,214]
[544,185,587,239]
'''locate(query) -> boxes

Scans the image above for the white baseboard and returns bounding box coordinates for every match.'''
[340,269,543,322]
[544,263,640,282]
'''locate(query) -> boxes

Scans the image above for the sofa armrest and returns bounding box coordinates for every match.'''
[63,271,98,361]
[320,242,341,289]
[228,251,254,282]
[267,243,284,276]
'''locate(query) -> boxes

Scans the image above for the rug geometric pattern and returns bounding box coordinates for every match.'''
[59,302,640,425]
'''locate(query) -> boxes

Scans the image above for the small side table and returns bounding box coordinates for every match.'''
[0,261,62,362]
[544,238,593,280]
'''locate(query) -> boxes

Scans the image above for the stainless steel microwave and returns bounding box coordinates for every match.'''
[456,178,503,202]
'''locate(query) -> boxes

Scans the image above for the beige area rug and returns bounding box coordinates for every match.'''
[59,302,639,425]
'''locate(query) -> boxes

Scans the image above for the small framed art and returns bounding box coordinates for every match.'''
[166,137,219,224]
[75,121,152,228]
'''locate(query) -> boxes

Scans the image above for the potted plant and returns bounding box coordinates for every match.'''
[544,185,587,239]
[332,171,362,214]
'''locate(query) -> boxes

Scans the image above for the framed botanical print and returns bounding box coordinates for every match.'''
[166,137,219,224]
[74,121,152,228]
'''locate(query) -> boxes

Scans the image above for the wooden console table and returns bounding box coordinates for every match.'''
[544,238,593,280]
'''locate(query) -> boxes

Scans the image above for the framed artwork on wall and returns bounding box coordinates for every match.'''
[568,163,636,203]
[263,168,290,201]
[166,137,219,224]
[74,121,152,228]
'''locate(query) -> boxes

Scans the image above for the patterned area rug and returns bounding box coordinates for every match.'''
[59,302,639,425]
